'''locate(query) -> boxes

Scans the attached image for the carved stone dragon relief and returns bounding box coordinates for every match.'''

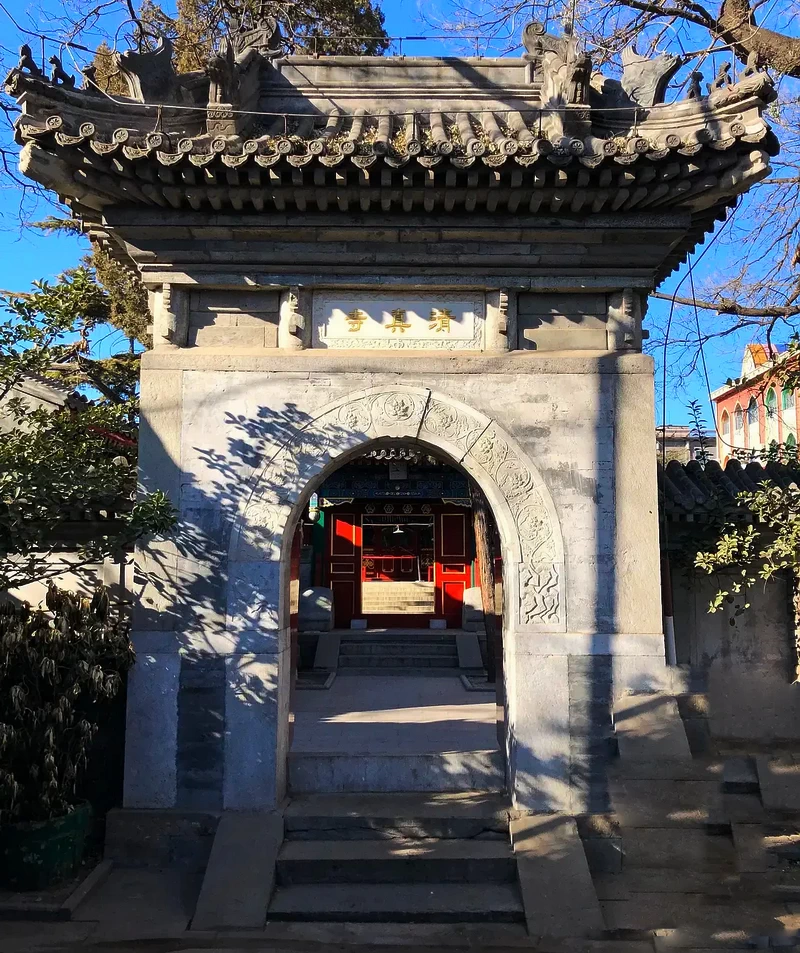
[231,389,565,631]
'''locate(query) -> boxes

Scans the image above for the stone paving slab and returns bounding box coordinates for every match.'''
[621,829,736,869]
[510,814,604,937]
[610,760,722,782]
[602,894,784,933]
[192,812,283,931]
[610,780,724,829]
[72,867,203,940]
[596,867,737,896]
[757,757,800,814]
[732,824,769,874]
[613,695,692,763]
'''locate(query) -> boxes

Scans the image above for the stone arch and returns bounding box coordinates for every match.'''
[226,385,565,641]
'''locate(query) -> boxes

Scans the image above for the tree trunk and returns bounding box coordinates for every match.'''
[719,0,800,77]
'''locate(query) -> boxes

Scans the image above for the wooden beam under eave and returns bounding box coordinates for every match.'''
[610,189,630,212]
[161,186,183,208]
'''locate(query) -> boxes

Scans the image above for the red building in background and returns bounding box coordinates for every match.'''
[712,344,799,464]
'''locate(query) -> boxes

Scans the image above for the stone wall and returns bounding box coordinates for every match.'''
[126,344,665,814]
[672,568,800,743]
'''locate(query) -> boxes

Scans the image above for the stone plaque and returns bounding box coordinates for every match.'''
[312,292,484,350]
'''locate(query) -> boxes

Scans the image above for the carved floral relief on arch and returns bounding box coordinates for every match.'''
[230,386,565,631]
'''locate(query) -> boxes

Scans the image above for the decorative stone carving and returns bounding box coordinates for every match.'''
[620,46,681,107]
[231,2,282,58]
[203,3,280,136]
[607,287,646,350]
[48,56,75,88]
[3,44,43,92]
[707,58,777,107]
[231,388,565,633]
[709,62,732,93]
[115,37,178,103]
[153,283,189,348]
[686,71,703,101]
[524,21,591,140]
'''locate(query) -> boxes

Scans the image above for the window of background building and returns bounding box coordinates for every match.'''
[734,404,744,448]
[766,388,779,444]
[747,397,760,451]
[782,387,796,441]
[721,410,730,437]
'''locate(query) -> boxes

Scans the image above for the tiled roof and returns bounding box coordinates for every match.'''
[658,457,799,520]
[5,20,777,222]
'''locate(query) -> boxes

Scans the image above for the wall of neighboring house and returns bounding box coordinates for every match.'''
[715,368,799,464]
[672,567,800,743]
[4,554,131,608]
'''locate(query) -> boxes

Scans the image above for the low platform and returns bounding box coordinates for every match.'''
[290,674,502,793]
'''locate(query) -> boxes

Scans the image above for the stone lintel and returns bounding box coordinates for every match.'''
[137,271,657,293]
[140,349,655,375]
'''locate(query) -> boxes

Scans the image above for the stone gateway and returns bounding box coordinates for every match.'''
[6,15,776,826]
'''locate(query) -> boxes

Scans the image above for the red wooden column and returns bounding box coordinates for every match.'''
[436,510,471,627]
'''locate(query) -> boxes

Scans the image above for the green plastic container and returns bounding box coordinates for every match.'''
[0,802,91,891]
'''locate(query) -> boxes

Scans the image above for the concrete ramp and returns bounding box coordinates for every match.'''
[613,693,692,762]
[191,812,283,931]
[510,815,603,937]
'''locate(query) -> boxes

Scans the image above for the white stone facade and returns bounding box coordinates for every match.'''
[126,344,664,814]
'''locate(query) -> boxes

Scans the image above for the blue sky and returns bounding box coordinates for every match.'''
[0,0,772,433]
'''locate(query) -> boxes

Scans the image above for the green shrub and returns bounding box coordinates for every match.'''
[0,586,134,825]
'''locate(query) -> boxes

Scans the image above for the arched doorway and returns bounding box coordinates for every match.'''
[226,386,565,807]
[286,440,504,793]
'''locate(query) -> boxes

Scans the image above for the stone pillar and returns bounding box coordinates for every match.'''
[224,528,292,808]
[606,288,645,352]
[485,289,515,350]
[278,286,310,349]
[124,362,184,808]
[151,284,189,349]
[612,361,667,692]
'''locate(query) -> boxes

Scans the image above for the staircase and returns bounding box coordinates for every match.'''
[267,793,525,924]
[337,629,460,673]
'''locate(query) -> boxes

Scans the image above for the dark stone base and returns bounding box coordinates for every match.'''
[105,809,221,871]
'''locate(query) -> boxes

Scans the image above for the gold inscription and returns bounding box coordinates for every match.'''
[346,308,368,332]
[386,309,412,333]
[429,308,454,333]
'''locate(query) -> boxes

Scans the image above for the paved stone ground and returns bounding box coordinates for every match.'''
[291,674,497,754]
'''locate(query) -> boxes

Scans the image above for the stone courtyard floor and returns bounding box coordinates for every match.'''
[291,674,497,754]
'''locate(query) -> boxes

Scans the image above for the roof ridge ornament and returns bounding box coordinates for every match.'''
[620,45,681,107]
[229,0,283,58]
[522,20,591,142]
[114,36,178,103]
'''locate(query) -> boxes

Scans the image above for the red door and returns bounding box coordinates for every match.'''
[328,513,362,628]
[436,511,472,627]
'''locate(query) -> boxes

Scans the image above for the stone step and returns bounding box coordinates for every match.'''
[339,655,459,668]
[276,838,516,884]
[340,663,466,678]
[339,642,458,657]
[267,882,524,923]
[756,756,800,813]
[284,792,512,840]
[288,751,506,794]
[613,693,692,762]
[338,630,461,642]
